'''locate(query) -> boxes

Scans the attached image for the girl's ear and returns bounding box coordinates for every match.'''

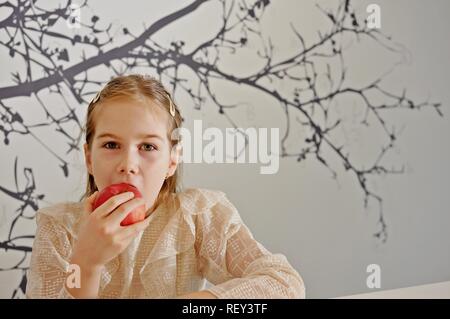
[83,143,93,175]
[167,143,181,178]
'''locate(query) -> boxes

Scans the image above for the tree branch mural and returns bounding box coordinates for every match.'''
[0,0,442,298]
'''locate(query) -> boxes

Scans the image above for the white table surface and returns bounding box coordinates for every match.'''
[335,281,450,299]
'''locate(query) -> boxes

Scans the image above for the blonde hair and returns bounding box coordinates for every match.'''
[81,74,183,208]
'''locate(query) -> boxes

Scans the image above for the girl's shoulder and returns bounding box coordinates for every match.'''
[34,201,84,235]
[174,187,240,220]
[173,188,243,240]
[36,201,83,219]
[175,187,228,212]
[176,187,226,207]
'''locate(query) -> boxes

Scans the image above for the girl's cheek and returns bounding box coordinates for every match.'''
[141,149,165,160]
[97,150,116,160]
[144,154,170,171]
[93,150,120,166]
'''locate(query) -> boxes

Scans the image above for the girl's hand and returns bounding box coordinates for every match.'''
[71,191,151,270]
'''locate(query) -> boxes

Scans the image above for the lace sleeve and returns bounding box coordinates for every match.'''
[195,193,306,299]
[26,211,75,299]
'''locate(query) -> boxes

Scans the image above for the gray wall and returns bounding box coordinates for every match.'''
[0,0,449,298]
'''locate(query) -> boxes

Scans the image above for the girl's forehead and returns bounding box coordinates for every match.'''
[93,97,170,137]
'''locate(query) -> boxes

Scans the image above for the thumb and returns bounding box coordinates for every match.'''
[84,191,99,213]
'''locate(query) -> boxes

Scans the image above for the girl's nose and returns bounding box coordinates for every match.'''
[118,151,139,175]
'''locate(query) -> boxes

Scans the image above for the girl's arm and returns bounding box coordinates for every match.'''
[26,212,78,299]
[65,253,103,299]
[194,192,306,299]
[27,192,151,299]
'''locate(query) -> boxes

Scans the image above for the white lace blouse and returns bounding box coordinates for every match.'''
[26,188,305,298]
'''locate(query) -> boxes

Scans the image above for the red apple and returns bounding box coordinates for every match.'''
[92,183,146,226]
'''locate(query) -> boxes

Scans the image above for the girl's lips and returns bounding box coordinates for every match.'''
[116,181,138,189]
[109,182,141,195]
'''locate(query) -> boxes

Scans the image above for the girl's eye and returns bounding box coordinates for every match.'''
[103,141,118,149]
[141,143,157,152]
[102,142,157,151]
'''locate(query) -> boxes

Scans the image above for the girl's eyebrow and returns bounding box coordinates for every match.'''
[96,132,164,142]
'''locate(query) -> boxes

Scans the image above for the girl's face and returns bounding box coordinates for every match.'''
[83,97,178,212]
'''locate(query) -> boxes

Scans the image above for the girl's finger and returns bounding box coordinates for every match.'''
[91,191,135,218]
[108,197,146,226]
[84,191,99,214]
[119,214,152,238]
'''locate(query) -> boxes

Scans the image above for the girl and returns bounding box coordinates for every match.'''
[26,74,305,299]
